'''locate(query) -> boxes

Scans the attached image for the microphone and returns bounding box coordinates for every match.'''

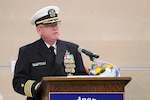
[78,46,99,61]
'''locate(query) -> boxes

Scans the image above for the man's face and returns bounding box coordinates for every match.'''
[36,23,60,42]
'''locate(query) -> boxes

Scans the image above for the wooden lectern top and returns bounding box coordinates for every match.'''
[42,76,131,86]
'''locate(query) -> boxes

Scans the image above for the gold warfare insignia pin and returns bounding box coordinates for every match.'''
[48,9,56,18]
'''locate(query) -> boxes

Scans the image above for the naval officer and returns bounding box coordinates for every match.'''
[13,6,87,100]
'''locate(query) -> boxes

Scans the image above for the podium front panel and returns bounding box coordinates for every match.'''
[39,76,131,100]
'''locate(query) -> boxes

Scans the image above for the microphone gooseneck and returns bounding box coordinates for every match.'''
[78,46,99,61]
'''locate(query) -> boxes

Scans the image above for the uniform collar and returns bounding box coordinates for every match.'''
[45,41,57,48]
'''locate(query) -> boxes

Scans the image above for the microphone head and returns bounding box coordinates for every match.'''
[77,46,83,53]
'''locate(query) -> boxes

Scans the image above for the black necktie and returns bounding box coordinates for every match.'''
[49,46,56,64]
[49,46,55,56]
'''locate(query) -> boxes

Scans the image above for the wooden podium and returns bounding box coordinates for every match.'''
[38,76,131,100]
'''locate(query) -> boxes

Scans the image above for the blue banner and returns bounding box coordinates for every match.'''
[50,92,123,100]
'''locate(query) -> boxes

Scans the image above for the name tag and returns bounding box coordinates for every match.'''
[32,62,46,67]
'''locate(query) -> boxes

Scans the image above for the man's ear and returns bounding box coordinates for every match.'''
[36,26,42,35]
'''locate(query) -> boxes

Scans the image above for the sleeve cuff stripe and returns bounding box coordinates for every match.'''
[24,80,35,97]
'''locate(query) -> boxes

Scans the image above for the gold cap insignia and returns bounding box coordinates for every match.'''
[48,9,56,18]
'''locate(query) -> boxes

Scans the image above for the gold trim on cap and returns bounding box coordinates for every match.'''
[24,80,35,97]
[36,17,60,25]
